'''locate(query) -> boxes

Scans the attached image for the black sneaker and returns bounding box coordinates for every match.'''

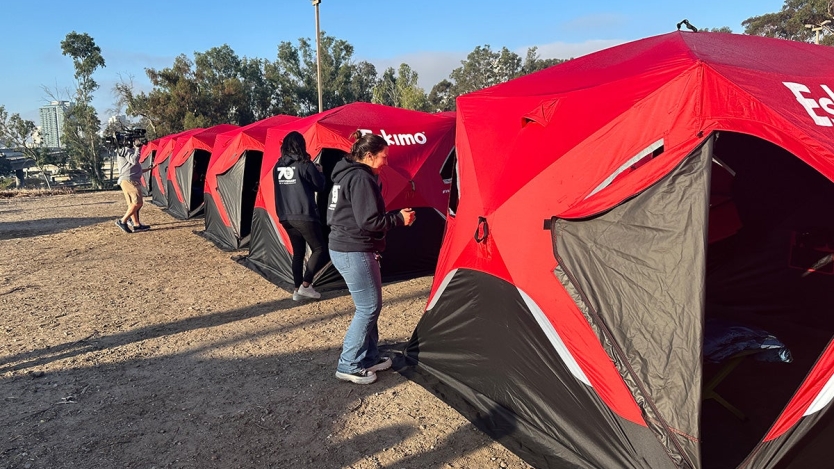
[115,219,132,233]
[335,369,377,385]
[366,356,392,373]
[127,220,151,233]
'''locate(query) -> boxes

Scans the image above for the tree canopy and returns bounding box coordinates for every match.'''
[744,0,834,44]
[114,37,568,136]
[3,29,578,188]
[60,31,106,189]
[427,45,565,111]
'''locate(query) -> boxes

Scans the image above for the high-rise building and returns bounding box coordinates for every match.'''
[39,101,71,148]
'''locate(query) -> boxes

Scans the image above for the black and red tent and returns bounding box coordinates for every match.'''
[241,102,456,290]
[165,124,239,220]
[405,32,834,469]
[202,115,299,250]
[138,139,158,197]
[150,129,202,208]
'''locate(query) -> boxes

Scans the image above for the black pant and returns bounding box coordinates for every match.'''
[281,220,329,288]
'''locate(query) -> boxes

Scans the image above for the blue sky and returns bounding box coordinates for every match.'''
[1,0,784,124]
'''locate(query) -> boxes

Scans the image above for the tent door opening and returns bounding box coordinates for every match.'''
[238,150,263,240]
[141,150,155,196]
[701,132,834,468]
[190,149,211,211]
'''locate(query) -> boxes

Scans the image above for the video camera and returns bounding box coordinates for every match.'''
[105,127,147,148]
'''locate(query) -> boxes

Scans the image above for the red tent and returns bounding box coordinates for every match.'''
[405,32,834,469]
[202,115,300,250]
[138,139,159,197]
[165,124,239,219]
[150,129,203,208]
[241,102,456,290]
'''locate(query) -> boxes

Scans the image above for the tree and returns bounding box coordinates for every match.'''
[372,64,429,111]
[0,106,65,189]
[60,31,106,189]
[427,80,455,113]
[743,0,834,45]
[348,61,379,104]
[428,45,568,111]
[520,47,565,75]
[113,75,158,137]
[140,54,205,136]
[449,45,521,96]
[121,46,282,135]
[273,32,379,115]
[239,57,278,122]
[193,45,255,125]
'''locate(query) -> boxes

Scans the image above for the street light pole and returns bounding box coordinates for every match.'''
[805,19,832,44]
[312,0,323,113]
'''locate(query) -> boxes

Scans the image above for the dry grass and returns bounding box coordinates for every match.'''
[0,188,76,198]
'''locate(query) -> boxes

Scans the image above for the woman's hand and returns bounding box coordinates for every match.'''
[400,208,416,226]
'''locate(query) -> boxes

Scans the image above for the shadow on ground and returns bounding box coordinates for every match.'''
[0,217,115,240]
[0,289,505,469]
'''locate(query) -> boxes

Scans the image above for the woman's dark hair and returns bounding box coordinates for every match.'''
[348,130,388,162]
[281,131,310,161]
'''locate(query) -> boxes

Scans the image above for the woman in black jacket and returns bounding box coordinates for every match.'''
[273,131,328,301]
[327,131,416,384]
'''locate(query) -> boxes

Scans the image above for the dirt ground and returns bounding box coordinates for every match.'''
[0,191,533,469]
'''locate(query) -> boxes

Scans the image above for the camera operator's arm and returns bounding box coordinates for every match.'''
[121,140,141,166]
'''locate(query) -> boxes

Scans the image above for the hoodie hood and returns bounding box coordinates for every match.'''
[331,158,374,184]
[327,157,401,253]
[277,153,304,166]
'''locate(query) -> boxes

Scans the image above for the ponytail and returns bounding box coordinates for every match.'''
[348,130,388,163]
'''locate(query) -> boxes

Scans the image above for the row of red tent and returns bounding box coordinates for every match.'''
[138,31,834,469]
[138,101,456,291]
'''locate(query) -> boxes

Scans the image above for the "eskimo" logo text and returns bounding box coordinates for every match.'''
[358,128,427,146]
[784,82,834,127]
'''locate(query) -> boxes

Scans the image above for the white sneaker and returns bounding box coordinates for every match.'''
[335,369,377,384]
[293,284,321,301]
[366,356,392,373]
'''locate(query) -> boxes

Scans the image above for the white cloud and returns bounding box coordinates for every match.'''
[367,51,466,91]
[367,39,624,91]
[523,39,625,61]
[561,13,630,33]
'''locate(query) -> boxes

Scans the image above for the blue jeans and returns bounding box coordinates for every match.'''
[330,250,382,373]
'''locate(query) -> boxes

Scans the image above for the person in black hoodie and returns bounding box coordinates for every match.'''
[328,131,416,384]
[273,131,328,301]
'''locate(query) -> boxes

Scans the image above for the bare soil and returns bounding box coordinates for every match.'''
[0,191,533,469]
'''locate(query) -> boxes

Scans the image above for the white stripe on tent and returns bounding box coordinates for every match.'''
[804,371,834,416]
[586,138,664,199]
[518,288,591,386]
[427,268,458,311]
[427,269,590,386]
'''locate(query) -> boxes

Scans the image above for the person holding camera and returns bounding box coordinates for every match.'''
[115,138,154,233]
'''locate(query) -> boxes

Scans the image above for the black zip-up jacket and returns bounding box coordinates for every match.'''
[273,154,326,223]
[327,159,404,252]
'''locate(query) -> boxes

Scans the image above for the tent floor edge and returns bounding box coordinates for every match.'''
[396,359,599,469]
[193,230,245,252]
[236,255,350,295]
